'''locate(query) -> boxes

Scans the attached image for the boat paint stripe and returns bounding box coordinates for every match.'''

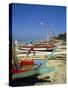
[12,69,37,79]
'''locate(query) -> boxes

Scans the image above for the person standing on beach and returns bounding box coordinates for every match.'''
[27,41,35,56]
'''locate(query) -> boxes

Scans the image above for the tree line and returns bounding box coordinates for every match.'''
[55,32,66,42]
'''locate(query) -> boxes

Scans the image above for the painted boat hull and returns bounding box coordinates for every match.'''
[12,68,38,79]
[19,47,54,51]
[12,64,38,79]
[20,60,34,65]
[12,47,57,80]
[18,44,55,52]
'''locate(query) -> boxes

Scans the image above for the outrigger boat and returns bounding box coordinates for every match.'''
[17,24,56,54]
[12,42,57,80]
[12,23,58,79]
[18,32,56,52]
[19,44,55,52]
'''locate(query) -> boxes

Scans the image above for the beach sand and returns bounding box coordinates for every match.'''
[35,46,66,85]
[14,42,66,86]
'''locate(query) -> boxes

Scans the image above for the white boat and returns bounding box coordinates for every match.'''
[19,44,55,52]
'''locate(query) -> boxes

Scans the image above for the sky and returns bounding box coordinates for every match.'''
[12,3,66,42]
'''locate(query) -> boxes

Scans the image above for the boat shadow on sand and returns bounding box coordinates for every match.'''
[11,75,51,86]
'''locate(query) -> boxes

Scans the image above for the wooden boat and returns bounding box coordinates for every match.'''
[12,65,38,79]
[19,44,55,52]
[12,24,58,79]
[12,55,54,79]
[12,43,56,79]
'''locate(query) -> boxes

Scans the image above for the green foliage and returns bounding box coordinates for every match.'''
[57,32,66,41]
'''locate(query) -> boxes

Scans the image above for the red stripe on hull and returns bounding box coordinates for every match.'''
[20,45,54,48]
[20,60,34,66]
[12,68,31,74]
[12,60,34,74]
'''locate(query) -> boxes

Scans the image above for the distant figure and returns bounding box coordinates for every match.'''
[27,42,35,56]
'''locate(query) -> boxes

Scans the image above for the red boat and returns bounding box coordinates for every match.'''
[19,43,55,52]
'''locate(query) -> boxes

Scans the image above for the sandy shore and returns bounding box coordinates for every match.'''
[35,45,66,85]
[15,43,66,85]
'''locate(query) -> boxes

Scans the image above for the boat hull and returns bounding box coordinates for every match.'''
[12,68,38,79]
[19,47,54,51]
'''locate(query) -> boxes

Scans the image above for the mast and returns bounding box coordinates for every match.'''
[41,21,55,45]
[41,21,51,43]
